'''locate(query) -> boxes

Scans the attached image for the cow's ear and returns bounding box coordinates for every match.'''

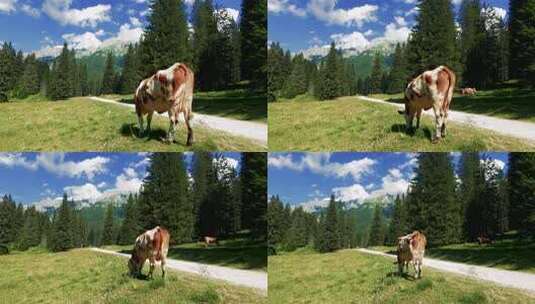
[158,73,167,84]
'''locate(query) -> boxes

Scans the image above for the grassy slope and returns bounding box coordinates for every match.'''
[0,248,265,304]
[371,236,535,274]
[268,96,535,151]
[104,238,267,271]
[0,97,263,151]
[370,87,535,123]
[103,89,267,123]
[268,249,534,304]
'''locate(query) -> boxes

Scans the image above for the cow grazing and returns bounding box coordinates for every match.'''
[203,236,219,247]
[477,235,493,245]
[134,63,195,145]
[396,231,427,279]
[461,87,477,96]
[128,226,170,279]
[398,66,456,143]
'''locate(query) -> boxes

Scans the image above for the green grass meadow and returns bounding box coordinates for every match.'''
[371,86,535,123]
[268,95,535,151]
[268,249,535,304]
[104,237,267,271]
[0,248,266,304]
[0,97,264,151]
[103,89,267,123]
[371,237,535,274]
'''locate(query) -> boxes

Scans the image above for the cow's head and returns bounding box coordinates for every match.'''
[128,256,140,276]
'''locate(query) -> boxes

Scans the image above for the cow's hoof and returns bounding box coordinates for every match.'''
[432,137,440,144]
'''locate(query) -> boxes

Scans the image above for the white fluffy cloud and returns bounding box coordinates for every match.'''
[269,0,307,17]
[369,168,410,198]
[21,3,40,17]
[332,183,369,202]
[269,153,377,182]
[42,0,111,28]
[64,183,102,202]
[307,0,378,27]
[0,0,16,13]
[300,17,411,58]
[0,153,110,180]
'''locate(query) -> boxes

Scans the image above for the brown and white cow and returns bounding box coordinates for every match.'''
[461,87,477,96]
[398,66,456,143]
[134,63,195,145]
[396,230,427,279]
[128,226,170,279]
[203,236,219,247]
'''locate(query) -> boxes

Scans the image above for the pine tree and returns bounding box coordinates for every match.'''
[192,152,214,237]
[267,42,287,101]
[368,204,385,246]
[101,52,116,95]
[509,0,535,84]
[120,44,141,94]
[139,153,193,244]
[507,153,535,235]
[48,43,73,100]
[100,204,115,246]
[139,0,190,77]
[48,194,75,252]
[320,195,340,252]
[458,152,482,239]
[118,194,141,245]
[408,153,461,246]
[17,207,43,250]
[15,54,40,98]
[240,153,267,240]
[316,43,341,100]
[407,0,461,76]
[240,0,267,90]
[388,44,408,93]
[387,194,409,244]
[268,195,286,249]
[284,207,309,251]
[79,63,89,96]
[282,54,308,98]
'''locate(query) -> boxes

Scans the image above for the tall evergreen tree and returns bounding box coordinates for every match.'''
[139,153,193,244]
[408,153,461,246]
[240,0,267,90]
[508,153,535,235]
[120,44,141,94]
[139,0,190,77]
[118,194,141,245]
[319,195,340,252]
[48,194,74,252]
[407,0,461,76]
[509,0,535,84]
[100,204,115,246]
[388,44,408,93]
[369,53,383,94]
[48,43,73,100]
[316,42,341,100]
[101,52,116,95]
[368,204,385,246]
[240,153,267,240]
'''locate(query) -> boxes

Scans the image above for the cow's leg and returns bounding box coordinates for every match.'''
[441,115,447,138]
[398,260,403,275]
[432,105,444,143]
[416,109,422,129]
[148,258,155,279]
[138,114,144,137]
[146,111,153,135]
[161,258,166,279]
[166,111,177,143]
[185,111,194,146]
[405,112,414,132]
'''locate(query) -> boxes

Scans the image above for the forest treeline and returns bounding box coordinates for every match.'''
[0,0,266,102]
[0,152,266,252]
[268,153,535,253]
[268,0,534,102]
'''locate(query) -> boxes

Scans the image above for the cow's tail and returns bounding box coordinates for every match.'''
[442,66,456,117]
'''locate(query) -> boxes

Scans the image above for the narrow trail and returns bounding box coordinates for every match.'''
[89,96,267,147]
[89,248,267,294]
[357,95,535,142]
[356,248,535,294]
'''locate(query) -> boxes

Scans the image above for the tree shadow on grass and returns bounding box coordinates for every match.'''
[386,271,416,281]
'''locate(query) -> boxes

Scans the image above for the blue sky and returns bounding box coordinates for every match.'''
[268,0,509,57]
[268,152,508,211]
[0,0,241,57]
[0,152,240,208]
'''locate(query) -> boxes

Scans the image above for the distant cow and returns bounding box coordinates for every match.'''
[461,87,477,96]
[477,235,493,245]
[203,236,219,247]
[134,63,195,145]
[128,226,170,279]
[398,66,456,143]
[396,230,427,279]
